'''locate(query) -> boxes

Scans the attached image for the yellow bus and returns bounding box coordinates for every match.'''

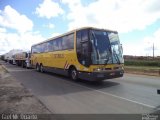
[31,27,124,81]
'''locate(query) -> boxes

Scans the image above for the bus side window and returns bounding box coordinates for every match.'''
[53,40,57,51]
[53,38,62,51]
[47,41,53,52]
[37,44,42,53]
[62,33,74,50]
[67,34,74,49]
[58,38,63,50]
[43,43,47,52]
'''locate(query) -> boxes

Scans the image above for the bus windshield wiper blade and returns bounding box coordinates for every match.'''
[91,31,99,61]
[114,53,120,64]
[105,50,111,64]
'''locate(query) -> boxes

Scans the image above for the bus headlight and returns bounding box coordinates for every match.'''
[93,68,101,72]
[122,66,124,70]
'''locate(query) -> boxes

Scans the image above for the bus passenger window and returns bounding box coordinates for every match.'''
[62,34,74,50]
[62,36,68,50]
[67,34,74,49]
[43,43,47,52]
[53,40,58,51]
[57,38,62,50]
[47,41,53,52]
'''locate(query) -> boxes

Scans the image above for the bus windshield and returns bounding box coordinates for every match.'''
[90,29,123,64]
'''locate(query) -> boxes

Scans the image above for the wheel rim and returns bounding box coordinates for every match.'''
[71,69,77,80]
[36,65,39,71]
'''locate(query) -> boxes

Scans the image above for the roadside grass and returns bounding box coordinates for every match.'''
[125,66,160,70]
[124,60,160,76]
[124,60,160,67]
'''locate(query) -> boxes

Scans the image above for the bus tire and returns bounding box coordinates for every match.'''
[69,67,78,81]
[22,61,25,68]
[40,64,44,73]
[36,64,40,72]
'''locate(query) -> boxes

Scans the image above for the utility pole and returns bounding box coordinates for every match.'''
[153,42,154,59]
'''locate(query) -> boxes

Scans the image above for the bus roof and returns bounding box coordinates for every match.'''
[32,26,118,47]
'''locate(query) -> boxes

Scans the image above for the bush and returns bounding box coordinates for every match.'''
[124,60,160,67]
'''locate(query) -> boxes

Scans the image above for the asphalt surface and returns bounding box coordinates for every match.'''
[1,61,160,114]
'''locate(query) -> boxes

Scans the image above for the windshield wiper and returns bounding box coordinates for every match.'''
[91,31,99,62]
[113,52,120,64]
[104,49,111,64]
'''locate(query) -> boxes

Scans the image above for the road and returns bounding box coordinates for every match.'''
[1,61,160,114]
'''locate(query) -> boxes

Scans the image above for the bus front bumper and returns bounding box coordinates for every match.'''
[78,69,124,81]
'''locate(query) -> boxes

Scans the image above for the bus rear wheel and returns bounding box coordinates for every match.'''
[70,67,78,81]
[22,61,25,68]
[36,64,40,72]
[40,64,44,73]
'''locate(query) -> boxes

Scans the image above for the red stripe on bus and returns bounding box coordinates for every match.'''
[64,61,67,69]
[66,63,70,69]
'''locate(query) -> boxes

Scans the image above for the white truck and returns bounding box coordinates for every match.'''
[14,51,31,68]
[4,52,9,62]
[4,49,23,64]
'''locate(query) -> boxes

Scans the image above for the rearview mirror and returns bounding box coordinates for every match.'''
[120,44,123,54]
[157,89,160,94]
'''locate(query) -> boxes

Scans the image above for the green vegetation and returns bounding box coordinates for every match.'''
[124,60,160,67]
[124,57,160,76]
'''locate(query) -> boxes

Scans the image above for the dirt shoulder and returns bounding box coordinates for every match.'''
[124,66,160,77]
[0,64,51,114]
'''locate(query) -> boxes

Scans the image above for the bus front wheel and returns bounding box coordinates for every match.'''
[69,67,78,81]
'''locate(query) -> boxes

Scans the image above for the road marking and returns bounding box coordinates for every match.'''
[4,67,33,72]
[8,69,33,72]
[67,81,156,109]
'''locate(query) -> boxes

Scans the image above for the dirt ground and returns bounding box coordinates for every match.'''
[0,64,51,114]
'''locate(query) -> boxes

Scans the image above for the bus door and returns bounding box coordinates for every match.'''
[76,29,91,67]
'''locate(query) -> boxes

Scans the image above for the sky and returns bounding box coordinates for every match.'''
[0,0,160,56]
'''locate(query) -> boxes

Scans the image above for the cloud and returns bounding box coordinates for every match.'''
[0,27,6,33]
[61,0,160,56]
[123,44,142,56]
[0,5,42,55]
[0,5,33,33]
[52,32,60,37]
[0,31,45,55]
[35,0,64,19]
[142,28,160,56]
[123,28,160,56]
[48,23,55,29]
[43,23,55,29]
[62,0,160,33]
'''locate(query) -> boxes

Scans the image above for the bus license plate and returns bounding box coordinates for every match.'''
[110,73,115,75]
[97,74,104,77]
